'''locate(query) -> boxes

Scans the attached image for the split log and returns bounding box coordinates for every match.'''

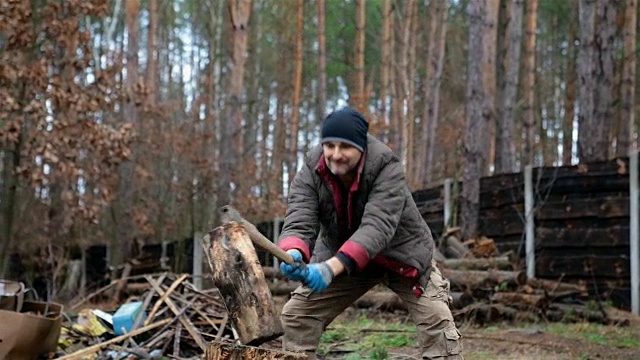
[204,341,307,360]
[490,292,547,309]
[202,223,283,346]
[442,268,527,290]
[442,256,512,270]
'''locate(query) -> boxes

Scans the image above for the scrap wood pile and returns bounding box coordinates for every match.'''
[57,272,236,359]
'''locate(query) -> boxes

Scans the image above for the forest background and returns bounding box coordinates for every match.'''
[0,0,637,299]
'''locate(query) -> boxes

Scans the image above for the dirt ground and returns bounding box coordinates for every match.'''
[315,308,640,360]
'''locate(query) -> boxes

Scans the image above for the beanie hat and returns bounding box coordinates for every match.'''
[321,108,369,152]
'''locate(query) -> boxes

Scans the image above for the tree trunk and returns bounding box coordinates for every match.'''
[219,0,252,206]
[288,0,304,181]
[316,0,327,126]
[619,0,636,154]
[146,0,158,102]
[577,0,599,162]
[593,0,616,158]
[114,0,141,267]
[462,0,498,240]
[562,5,578,165]
[352,0,366,113]
[422,0,449,186]
[378,0,392,140]
[399,0,416,178]
[522,0,538,167]
[495,0,523,174]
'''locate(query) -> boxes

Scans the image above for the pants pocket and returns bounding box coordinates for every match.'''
[426,264,451,303]
[444,327,462,355]
[291,284,313,299]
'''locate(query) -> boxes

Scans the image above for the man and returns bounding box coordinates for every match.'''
[276,108,463,359]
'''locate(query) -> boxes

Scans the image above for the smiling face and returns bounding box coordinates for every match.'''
[322,141,362,178]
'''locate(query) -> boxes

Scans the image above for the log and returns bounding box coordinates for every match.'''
[442,268,527,290]
[204,341,307,360]
[444,235,471,258]
[490,292,547,309]
[526,278,588,296]
[545,303,609,324]
[202,223,283,346]
[268,281,300,296]
[442,256,513,270]
[352,290,474,311]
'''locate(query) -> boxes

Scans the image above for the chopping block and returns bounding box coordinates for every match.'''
[201,222,283,346]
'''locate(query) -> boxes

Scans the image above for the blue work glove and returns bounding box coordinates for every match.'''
[280,249,305,281]
[301,262,334,293]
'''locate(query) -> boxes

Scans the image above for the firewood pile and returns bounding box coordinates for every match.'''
[426,229,634,326]
[56,273,237,359]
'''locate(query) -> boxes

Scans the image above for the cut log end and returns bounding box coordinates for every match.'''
[204,341,307,360]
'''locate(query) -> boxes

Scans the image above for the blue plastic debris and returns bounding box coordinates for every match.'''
[112,301,146,335]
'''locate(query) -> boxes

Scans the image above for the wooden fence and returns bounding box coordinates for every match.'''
[414,156,634,310]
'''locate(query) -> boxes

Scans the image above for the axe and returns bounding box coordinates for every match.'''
[219,205,297,266]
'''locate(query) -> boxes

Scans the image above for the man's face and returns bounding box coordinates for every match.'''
[322,141,362,176]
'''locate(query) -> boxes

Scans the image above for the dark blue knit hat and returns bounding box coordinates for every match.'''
[321,108,369,152]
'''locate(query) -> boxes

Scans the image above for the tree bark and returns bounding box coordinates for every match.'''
[288,0,304,181]
[352,0,366,114]
[219,0,252,206]
[619,0,636,154]
[378,0,392,140]
[562,5,578,165]
[462,0,498,239]
[421,0,449,186]
[593,0,616,158]
[316,0,327,126]
[522,0,538,167]
[577,0,600,162]
[495,0,523,174]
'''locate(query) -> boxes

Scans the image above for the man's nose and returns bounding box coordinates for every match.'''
[331,147,343,159]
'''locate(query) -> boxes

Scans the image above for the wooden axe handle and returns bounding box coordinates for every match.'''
[220,205,295,265]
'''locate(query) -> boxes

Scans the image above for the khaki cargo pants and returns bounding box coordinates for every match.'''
[281,260,463,359]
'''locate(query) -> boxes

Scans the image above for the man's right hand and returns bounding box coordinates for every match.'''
[280,249,305,281]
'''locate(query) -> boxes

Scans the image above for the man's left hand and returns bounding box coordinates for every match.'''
[301,262,334,292]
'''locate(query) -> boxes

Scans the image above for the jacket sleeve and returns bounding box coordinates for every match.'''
[338,153,406,270]
[276,160,320,263]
